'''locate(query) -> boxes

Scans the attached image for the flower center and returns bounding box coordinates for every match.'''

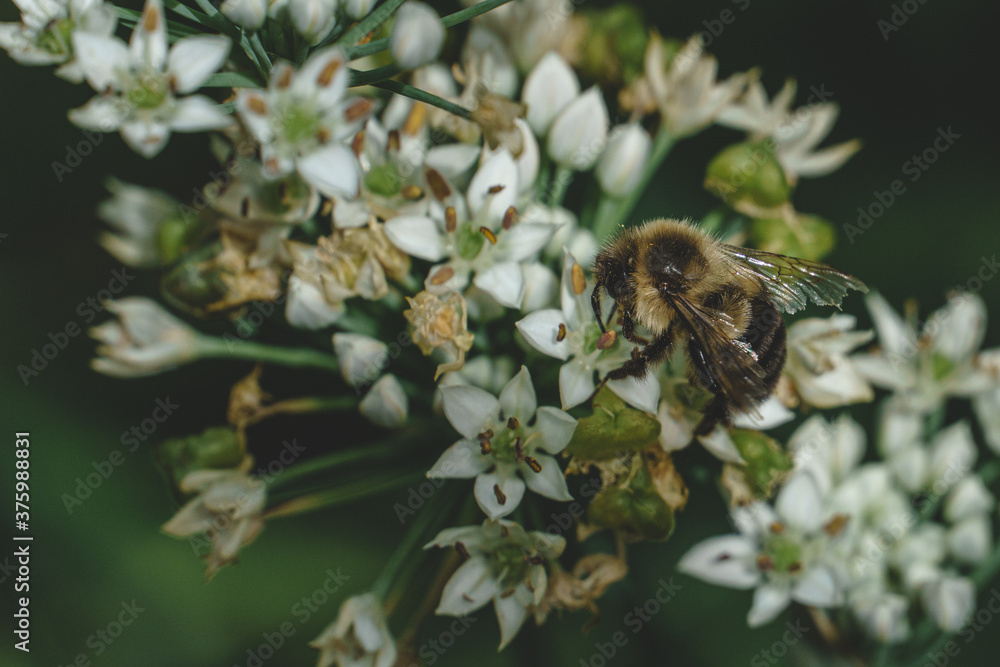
[490,543,531,590]
[761,535,803,573]
[280,103,324,145]
[37,18,75,56]
[127,72,171,110]
[365,163,402,197]
[454,223,485,260]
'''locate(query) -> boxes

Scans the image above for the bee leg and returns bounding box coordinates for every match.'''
[694,396,732,435]
[605,330,674,380]
[620,311,649,346]
[687,339,732,435]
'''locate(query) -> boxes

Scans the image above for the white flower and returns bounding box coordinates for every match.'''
[973,384,1000,455]
[390,2,444,69]
[385,150,557,309]
[521,52,579,136]
[310,593,397,667]
[286,273,344,329]
[426,519,565,649]
[220,0,268,30]
[546,86,608,170]
[161,468,266,578]
[643,34,750,138]
[922,575,974,632]
[515,249,661,412]
[333,333,389,387]
[69,0,232,157]
[344,0,376,19]
[719,79,862,180]
[789,414,866,495]
[428,366,576,519]
[97,178,183,267]
[678,472,842,627]
[596,123,651,197]
[286,0,338,45]
[784,315,874,408]
[360,374,409,428]
[90,297,205,377]
[946,515,991,564]
[236,46,373,198]
[0,0,117,82]
[851,592,910,644]
[852,292,998,412]
[944,475,996,522]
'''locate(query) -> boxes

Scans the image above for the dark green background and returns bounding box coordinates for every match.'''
[2,0,999,665]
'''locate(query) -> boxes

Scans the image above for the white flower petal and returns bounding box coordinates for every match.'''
[678,535,760,589]
[359,374,408,428]
[169,95,232,131]
[497,367,536,422]
[775,472,825,534]
[437,555,497,615]
[546,86,608,170]
[559,361,595,410]
[72,32,129,91]
[731,395,795,430]
[522,52,579,136]
[792,566,839,607]
[285,275,343,329]
[129,0,167,70]
[497,223,557,263]
[297,144,360,198]
[474,262,525,309]
[474,469,525,519]
[495,591,529,650]
[440,385,500,439]
[466,150,518,227]
[534,406,577,454]
[167,35,230,93]
[382,215,446,261]
[428,440,491,479]
[516,309,571,360]
[120,119,170,158]
[522,453,572,501]
[607,373,661,413]
[68,95,124,132]
[696,428,746,464]
[747,583,792,627]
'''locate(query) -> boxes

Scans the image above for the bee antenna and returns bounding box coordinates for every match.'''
[591,283,606,333]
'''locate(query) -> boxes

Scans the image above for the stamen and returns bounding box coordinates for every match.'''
[143,5,159,31]
[387,129,401,152]
[351,130,365,156]
[524,456,542,473]
[507,416,519,430]
[769,522,785,534]
[425,168,451,200]
[493,484,507,505]
[788,562,803,574]
[401,185,423,200]
[247,95,268,115]
[429,267,454,285]
[557,323,567,341]
[571,263,587,295]
[317,57,342,87]
[455,541,470,560]
[596,330,617,349]
[276,66,293,90]
[240,197,250,217]
[479,227,497,245]
[756,554,774,571]
[445,206,457,233]
[501,206,517,230]
[403,102,426,135]
[487,185,505,195]
[316,127,330,144]
[823,514,849,536]
[513,437,524,461]
[344,98,374,123]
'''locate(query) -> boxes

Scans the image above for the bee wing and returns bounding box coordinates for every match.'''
[669,295,767,414]
[720,245,868,314]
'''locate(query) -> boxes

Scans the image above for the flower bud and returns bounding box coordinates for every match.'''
[944,475,996,522]
[705,141,791,213]
[574,5,648,86]
[390,2,444,69]
[596,123,651,197]
[287,0,337,45]
[220,0,268,29]
[332,333,389,388]
[567,387,660,460]
[90,298,205,377]
[155,426,246,493]
[522,52,580,136]
[749,214,835,261]
[588,458,674,541]
[947,515,991,564]
[343,0,376,19]
[360,374,409,428]
[546,86,608,170]
[922,575,974,632]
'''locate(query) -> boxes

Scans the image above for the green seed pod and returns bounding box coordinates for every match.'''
[705,141,791,212]
[728,429,793,500]
[749,214,836,261]
[567,387,661,460]
[588,460,675,541]
[155,426,246,495]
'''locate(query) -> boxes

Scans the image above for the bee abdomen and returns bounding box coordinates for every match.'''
[740,297,787,394]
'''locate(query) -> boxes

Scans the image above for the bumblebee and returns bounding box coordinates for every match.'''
[592,219,867,432]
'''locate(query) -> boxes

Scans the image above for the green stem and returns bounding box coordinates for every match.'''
[343,0,516,59]
[161,0,212,26]
[596,129,674,238]
[338,0,408,48]
[349,63,403,86]
[370,79,472,119]
[199,337,339,373]
[372,486,456,599]
[548,166,574,207]
[249,32,273,73]
[265,471,425,519]
[266,437,408,491]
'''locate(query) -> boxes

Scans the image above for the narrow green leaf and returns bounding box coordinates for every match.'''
[203,71,264,88]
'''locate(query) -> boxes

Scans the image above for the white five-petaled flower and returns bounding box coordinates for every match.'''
[426,519,565,649]
[718,79,862,181]
[784,315,875,408]
[0,0,117,81]
[515,249,661,412]
[236,46,373,198]
[90,297,205,377]
[161,467,266,578]
[428,366,576,519]
[643,34,751,138]
[310,593,397,667]
[678,471,843,627]
[68,0,232,157]
[384,150,557,309]
[851,292,1000,413]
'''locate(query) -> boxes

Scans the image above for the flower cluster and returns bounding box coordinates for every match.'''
[8,0,998,663]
